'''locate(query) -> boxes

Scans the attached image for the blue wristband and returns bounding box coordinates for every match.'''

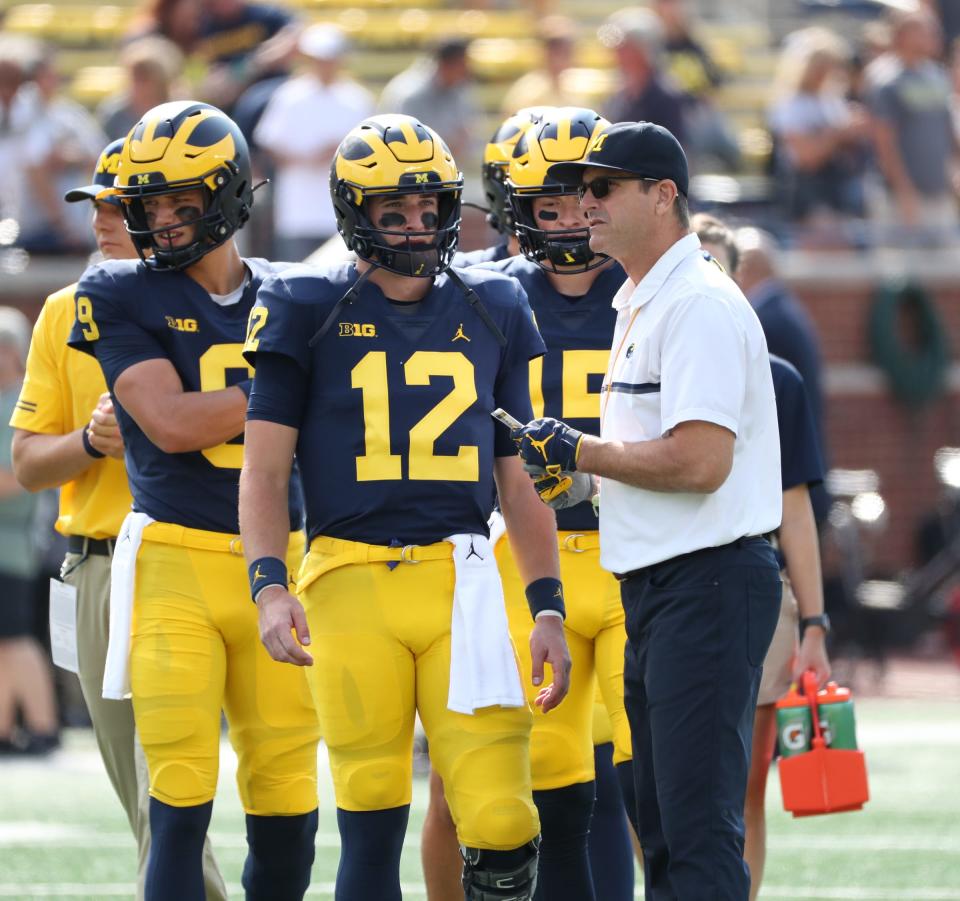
[81,428,106,459]
[525,577,565,620]
[248,556,288,602]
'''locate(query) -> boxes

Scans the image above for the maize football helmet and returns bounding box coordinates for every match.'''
[330,114,462,277]
[481,107,548,237]
[115,101,253,270]
[507,107,609,273]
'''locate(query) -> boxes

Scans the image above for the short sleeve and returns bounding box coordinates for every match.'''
[772,358,824,491]
[10,293,68,433]
[242,274,313,371]
[66,265,167,390]
[660,294,746,436]
[493,282,546,456]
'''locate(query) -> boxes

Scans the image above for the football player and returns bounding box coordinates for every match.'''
[452,108,543,267]
[421,108,637,901]
[67,101,320,901]
[11,137,227,900]
[238,113,571,901]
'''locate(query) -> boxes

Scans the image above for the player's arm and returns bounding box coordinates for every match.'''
[496,451,571,713]
[779,483,830,687]
[112,358,248,454]
[239,417,312,667]
[13,393,124,491]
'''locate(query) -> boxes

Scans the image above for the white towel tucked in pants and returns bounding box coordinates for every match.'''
[102,512,154,700]
[444,532,524,714]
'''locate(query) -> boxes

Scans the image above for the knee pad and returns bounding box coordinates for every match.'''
[461,840,539,900]
[341,759,410,810]
[532,782,595,847]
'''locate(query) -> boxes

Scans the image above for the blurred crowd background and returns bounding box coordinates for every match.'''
[2,0,960,753]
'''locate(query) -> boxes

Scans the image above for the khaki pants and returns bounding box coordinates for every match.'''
[63,546,227,901]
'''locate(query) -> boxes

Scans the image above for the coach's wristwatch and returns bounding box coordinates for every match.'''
[799,613,831,639]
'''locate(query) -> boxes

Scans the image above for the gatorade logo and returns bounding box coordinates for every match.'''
[781,723,806,752]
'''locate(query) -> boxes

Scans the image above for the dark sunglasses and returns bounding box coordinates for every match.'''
[577,175,659,202]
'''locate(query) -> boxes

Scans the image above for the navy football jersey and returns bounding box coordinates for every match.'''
[245,262,545,546]
[479,256,625,531]
[770,355,824,492]
[452,241,512,269]
[67,257,303,534]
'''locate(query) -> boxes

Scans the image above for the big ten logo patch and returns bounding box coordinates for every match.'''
[339,323,378,338]
[165,316,199,332]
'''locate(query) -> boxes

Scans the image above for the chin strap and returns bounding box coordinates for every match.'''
[445,267,508,347]
[308,264,379,348]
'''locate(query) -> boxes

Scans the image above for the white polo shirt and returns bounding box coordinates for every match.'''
[598,233,782,574]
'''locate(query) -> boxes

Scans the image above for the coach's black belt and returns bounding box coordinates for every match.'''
[613,534,771,583]
[67,536,114,556]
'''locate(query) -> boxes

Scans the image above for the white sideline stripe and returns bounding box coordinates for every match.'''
[0,887,958,900]
[1,824,959,855]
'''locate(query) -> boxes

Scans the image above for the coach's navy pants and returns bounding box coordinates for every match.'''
[620,537,781,901]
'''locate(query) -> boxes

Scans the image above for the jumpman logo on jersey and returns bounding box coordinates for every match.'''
[465,537,484,561]
[452,323,470,342]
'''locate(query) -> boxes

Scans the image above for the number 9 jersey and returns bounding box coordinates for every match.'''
[244,261,546,545]
[67,257,303,534]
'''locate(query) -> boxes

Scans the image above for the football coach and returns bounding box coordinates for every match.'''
[511,122,784,901]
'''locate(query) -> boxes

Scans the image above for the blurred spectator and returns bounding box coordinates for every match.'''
[379,38,479,164]
[0,36,42,228]
[255,24,373,260]
[866,7,959,246]
[952,37,960,142]
[652,0,740,169]
[734,226,830,524]
[0,307,59,756]
[768,28,871,243]
[597,7,687,147]
[125,0,202,56]
[96,37,184,141]
[194,0,301,113]
[19,49,105,254]
[500,16,590,115]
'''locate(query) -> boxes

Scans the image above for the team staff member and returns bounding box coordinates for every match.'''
[239,114,571,901]
[422,107,635,901]
[695,213,831,901]
[10,138,227,901]
[514,122,783,901]
[67,102,320,901]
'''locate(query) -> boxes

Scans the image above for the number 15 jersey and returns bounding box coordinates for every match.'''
[244,262,545,546]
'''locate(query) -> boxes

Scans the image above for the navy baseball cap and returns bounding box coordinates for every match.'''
[64,137,124,205]
[547,121,689,197]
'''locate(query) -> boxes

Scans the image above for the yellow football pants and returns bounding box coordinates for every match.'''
[297,535,540,851]
[130,523,320,815]
[500,530,631,790]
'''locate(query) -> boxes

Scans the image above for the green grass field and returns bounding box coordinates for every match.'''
[1,699,958,899]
